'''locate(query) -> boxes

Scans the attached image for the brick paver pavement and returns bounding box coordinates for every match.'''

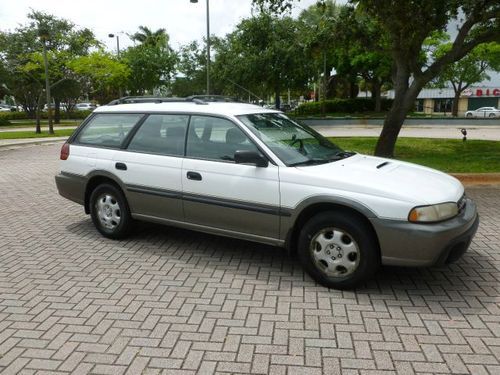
[0,143,499,375]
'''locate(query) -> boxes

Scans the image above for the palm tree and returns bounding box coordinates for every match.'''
[130,26,169,49]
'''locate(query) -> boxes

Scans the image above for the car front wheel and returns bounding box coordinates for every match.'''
[89,183,131,239]
[297,211,380,289]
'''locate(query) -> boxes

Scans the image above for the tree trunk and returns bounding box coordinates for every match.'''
[375,67,421,157]
[35,92,44,134]
[275,88,281,110]
[371,80,382,112]
[451,91,460,117]
[54,98,61,124]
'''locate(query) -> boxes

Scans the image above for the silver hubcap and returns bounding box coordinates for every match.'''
[96,194,121,230]
[310,228,360,278]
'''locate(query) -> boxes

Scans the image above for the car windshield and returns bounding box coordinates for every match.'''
[237,112,354,166]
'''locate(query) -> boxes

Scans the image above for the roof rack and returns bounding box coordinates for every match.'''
[107,95,242,106]
[187,95,242,103]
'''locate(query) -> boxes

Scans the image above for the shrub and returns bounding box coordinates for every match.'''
[0,110,93,121]
[0,111,29,121]
[295,98,394,116]
[0,116,11,126]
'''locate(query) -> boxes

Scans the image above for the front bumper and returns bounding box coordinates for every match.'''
[370,198,479,267]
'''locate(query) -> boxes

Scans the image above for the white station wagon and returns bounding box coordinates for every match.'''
[56,97,479,289]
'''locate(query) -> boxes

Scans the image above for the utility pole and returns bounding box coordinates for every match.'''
[108,33,123,98]
[190,0,210,95]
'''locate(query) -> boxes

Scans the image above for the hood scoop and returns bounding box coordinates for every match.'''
[376,161,391,169]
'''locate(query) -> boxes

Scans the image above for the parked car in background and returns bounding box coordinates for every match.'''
[44,103,68,111]
[465,107,500,118]
[0,104,16,112]
[75,103,96,111]
[55,97,479,289]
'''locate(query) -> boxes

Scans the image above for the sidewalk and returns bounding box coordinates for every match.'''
[311,124,500,141]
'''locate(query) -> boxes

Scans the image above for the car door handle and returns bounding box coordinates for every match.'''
[187,171,202,181]
[115,162,127,171]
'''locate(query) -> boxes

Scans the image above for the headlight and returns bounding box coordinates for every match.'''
[408,202,458,223]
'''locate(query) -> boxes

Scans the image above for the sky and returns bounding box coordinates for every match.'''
[0,0,325,51]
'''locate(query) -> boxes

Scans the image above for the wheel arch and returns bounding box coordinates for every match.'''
[284,199,381,257]
[84,171,127,214]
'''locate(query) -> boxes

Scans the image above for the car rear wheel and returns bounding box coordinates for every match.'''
[297,211,380,289]
[489,113,496,118]
[89,183,131,239]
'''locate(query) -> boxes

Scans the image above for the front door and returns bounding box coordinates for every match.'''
[182,115,280,240]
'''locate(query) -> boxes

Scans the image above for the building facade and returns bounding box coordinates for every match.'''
[384,87,500,116]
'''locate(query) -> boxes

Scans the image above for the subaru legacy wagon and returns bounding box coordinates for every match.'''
[55,97,479,289]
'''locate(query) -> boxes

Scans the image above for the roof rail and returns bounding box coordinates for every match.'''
[187,95,242,103]
[107,96,198,106]
[107,95,242,106]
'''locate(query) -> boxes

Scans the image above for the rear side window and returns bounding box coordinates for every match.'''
[77,114,142,147]
[127,114,189,156]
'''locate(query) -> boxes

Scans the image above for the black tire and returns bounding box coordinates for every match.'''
[466,113,473,118]
[489,113,496,118]
[297,211,380,289]
[89,183,132,239]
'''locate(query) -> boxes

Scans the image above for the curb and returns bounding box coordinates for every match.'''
[451,173,500,186]
[0,137,67,149]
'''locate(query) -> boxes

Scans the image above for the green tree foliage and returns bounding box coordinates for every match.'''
[130,26,169,48]
[212,12,310,108]
[331,6,392,110]
[0,10,98,124]
[434,42,500,116]
[69,52,130,104]
[297,0,340,101]
[171,41,207,97]
[123,26,177,95]
[253,0,500,157]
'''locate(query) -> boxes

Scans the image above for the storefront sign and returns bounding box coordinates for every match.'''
[474,88,500,97]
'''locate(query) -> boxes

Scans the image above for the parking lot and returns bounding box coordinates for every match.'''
[0,143,499,374]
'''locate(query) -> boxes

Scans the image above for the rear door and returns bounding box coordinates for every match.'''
[112,114,189,221]
[181,115,281,240]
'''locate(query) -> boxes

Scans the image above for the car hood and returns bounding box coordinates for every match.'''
[293,154,464,205]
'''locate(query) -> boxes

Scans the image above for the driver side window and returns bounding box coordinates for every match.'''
[186,116,258,162]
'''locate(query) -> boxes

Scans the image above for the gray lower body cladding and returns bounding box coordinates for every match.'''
[56,172,479,267]
[55,172,86,205]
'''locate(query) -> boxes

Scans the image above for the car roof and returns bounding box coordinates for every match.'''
[94,101,280,116]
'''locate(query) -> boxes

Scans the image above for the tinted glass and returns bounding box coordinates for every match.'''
[77,114,142,147]
[186,116,258,162]
[128,114,189,156]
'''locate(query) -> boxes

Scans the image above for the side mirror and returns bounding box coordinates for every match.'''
[234,150,269,167]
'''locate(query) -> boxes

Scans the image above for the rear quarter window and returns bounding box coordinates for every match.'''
[77,114,142,147]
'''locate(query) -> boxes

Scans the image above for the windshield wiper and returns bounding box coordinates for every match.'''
[330,151,356,160]
[289,158,330,167]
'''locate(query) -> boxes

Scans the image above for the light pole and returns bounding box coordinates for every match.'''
[39,27,54,134]
[108,33,123,98]
[190,0,210,95]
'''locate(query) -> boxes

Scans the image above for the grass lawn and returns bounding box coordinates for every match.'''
[331,137,500,173]
[0,129,75,140]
